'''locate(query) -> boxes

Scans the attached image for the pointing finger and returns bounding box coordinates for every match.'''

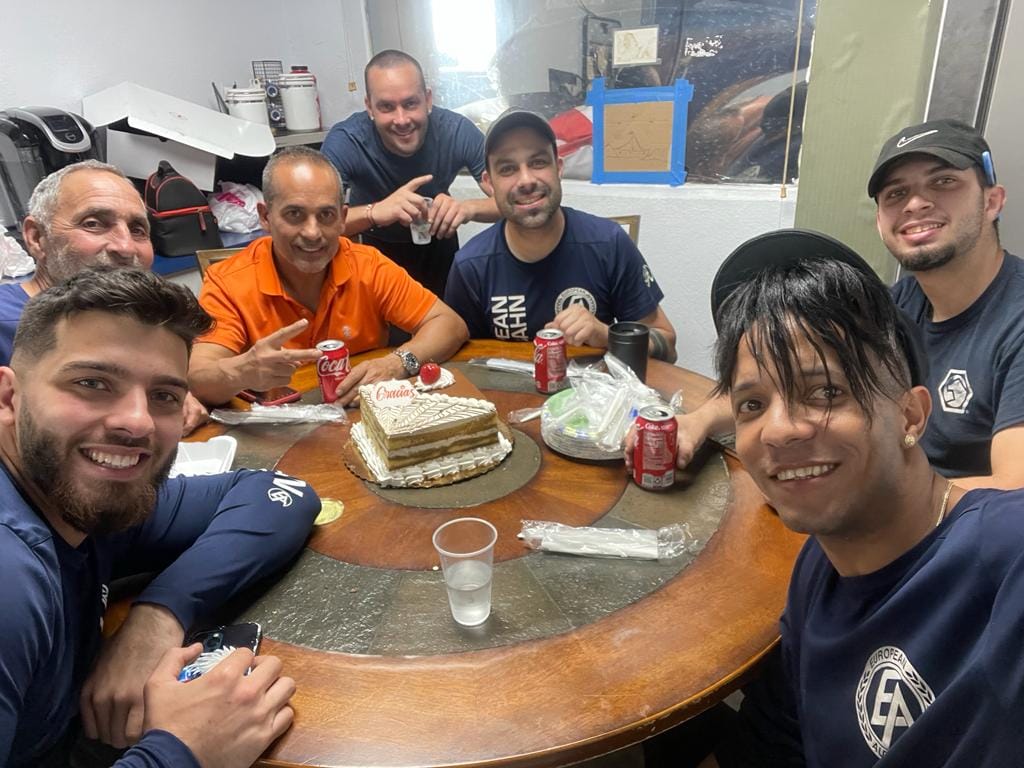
[402,174,433,192]
[260,319,310,349]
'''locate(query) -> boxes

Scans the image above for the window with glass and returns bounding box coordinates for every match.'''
[368,0,815,184]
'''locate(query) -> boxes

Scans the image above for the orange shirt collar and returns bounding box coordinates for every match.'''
[252,235,354,297]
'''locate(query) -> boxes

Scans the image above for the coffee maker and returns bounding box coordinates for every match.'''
[0,107,100,233]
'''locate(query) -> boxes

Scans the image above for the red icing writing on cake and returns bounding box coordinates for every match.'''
[371,380,417,407]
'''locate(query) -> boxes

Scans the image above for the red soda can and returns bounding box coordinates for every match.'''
[632,405,677,491]
[316,340,350,403]
[534,329,567,394]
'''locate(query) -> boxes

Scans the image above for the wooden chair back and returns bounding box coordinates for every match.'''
[195,247,243,279]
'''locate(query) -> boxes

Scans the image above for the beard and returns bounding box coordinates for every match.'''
[41,238,143,285]
[17,405,173,536]
[501,182,562,230]
[897,243,959,273]
[893,200,985,273]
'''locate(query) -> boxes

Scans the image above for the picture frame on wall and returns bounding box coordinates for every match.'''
[581,15,621,89]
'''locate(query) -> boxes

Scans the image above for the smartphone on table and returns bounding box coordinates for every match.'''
[178,622,262,681]
[237,386,301,406]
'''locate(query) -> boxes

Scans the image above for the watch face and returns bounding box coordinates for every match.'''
[395,349,420,375]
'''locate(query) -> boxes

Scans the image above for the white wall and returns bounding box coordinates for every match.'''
[451,177,797,377]
[0,0,369,125]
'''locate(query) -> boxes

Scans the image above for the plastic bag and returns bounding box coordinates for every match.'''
[540,353,666,457]
[208,182,263,233]
[0,233,35,278]
[211,402,348,425]
[518,520,697,560]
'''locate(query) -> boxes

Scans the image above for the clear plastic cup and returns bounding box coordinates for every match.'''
[411,197,433,245]
[432,517,497,626]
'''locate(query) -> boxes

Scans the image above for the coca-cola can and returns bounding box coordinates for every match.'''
[534,329,567,394]
[633,405,677,491]
[316,340,350,403]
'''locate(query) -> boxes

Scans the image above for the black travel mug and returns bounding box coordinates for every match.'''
[608,321,649,382]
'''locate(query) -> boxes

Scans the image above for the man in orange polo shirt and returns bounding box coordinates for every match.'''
[188,146,468,406]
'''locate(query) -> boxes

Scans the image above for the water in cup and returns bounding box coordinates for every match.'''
[432,517,497,627]
[444,560,493,626]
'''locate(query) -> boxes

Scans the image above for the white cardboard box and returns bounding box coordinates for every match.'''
[83,82,275,190]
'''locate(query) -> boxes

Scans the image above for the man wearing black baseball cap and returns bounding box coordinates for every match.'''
[443,108,677,361]
[691,228,1024,768]
[870,118,1024,489]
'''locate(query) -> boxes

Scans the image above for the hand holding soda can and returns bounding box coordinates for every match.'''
[632,406,677,491]
[316,340,350,403]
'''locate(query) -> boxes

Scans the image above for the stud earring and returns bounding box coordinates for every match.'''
[903,434,917,449]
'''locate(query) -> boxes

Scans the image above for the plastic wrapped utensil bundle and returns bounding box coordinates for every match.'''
[211,403,348,425]
[519,520,697,560]
[540,353,667,459]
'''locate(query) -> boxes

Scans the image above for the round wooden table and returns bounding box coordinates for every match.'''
[187,340,803,768]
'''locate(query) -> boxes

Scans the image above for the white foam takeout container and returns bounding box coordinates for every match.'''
[169,435,238,478]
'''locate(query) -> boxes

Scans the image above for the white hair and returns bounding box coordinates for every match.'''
[27,160,130,232]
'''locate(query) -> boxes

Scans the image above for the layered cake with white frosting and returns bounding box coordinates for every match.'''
[358,386,500,470]
[349,381,512,487]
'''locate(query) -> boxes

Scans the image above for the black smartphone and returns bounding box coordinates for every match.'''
[178,622,262,681]
[237,386,301,406]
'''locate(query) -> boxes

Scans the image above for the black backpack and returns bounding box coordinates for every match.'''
[144,160,223,256]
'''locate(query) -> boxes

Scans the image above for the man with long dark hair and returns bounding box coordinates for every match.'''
[700,230,1024,766]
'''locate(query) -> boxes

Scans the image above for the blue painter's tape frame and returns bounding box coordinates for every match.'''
[586,77,694,186]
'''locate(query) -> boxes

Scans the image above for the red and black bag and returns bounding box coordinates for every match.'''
[144,160,222,256]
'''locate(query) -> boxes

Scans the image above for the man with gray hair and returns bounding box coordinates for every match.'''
[189,146,468,406]
[0,160,151,360]
[0,160,210,434]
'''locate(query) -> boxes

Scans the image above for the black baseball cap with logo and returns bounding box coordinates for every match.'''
[484,108,558,163]
[711,229,929,386]
[867,118,993,198]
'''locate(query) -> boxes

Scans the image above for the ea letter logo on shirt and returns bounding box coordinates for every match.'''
[855,646,935,757]
[554,287,597,315]
[938,368,973,414]
[267,472,308,507]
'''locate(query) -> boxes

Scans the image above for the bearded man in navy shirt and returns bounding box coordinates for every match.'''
[0,268,319,767]
[445,109,677,362]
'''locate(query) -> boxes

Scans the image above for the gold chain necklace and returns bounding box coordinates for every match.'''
[935,479,955,528]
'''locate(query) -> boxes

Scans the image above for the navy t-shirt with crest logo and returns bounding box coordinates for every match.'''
[891,252,1024,478]
[719,488,1024,767]
[444,207,664,341]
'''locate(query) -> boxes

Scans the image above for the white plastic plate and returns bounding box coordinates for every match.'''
[169,435,238,478]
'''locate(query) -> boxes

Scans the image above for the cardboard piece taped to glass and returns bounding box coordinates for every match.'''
[344,369,514,489]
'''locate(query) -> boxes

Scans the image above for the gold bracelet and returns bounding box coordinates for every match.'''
[366,203,377,228]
